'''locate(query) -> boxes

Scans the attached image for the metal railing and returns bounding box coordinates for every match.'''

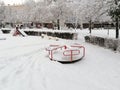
[46,44,85,61]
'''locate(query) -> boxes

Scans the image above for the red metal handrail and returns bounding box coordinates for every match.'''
[46,44,85,61]
[71,45,85,57]
[46,45,67,60]
[63,50,80,61]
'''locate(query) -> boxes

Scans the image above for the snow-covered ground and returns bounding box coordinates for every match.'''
[0,29,120,90]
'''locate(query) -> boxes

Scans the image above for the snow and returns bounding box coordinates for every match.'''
[0,29,120,90]
[22,28,77,34]
[77,28,120,39]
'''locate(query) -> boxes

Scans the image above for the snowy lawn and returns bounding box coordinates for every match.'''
[76,28,120,39]
[0,29,120,90]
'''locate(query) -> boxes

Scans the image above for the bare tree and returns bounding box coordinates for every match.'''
[82,0,107,33]
[0,1,5,27]
[50,0,70,30]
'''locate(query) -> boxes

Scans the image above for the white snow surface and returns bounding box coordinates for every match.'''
[0,29,120,90]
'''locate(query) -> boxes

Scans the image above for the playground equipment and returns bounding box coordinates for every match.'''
[13,29,27,37]
[13,27,27,37]
[46,43,85,63]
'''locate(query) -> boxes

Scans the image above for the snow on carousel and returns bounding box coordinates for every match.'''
[46,43,85,64]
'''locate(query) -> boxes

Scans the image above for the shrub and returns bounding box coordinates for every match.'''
[85,35,119,51]
[84,36,91,42]
[105,39,118,51]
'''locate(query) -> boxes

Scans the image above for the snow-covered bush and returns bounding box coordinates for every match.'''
[105,38,118,51]
[99,37,105,46]
[84,36,90,42]
[85,36,105,46]
[94,37,105,46]
[85,35,120,51]
[116,40,120,52]
[24,30,76,40]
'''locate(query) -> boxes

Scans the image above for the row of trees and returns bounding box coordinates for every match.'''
[0,0,119,38]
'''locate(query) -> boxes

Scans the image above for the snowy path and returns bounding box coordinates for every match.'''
[0,35,120,90]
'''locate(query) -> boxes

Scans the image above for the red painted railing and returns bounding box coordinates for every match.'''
[63,50,80,61]
[46,45,67,60]
[71,45,85,58]
[46,44,85,61]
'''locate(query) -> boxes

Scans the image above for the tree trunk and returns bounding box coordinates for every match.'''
[89,20,92,34]
[57,19,60,30]
[115,17,119,38]
[115,0,119,38]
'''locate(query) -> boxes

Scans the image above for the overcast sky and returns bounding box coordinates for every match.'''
[1,0,25,5]
[2,0,40,5]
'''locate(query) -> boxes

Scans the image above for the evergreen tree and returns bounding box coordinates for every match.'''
[108,0,120,38]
